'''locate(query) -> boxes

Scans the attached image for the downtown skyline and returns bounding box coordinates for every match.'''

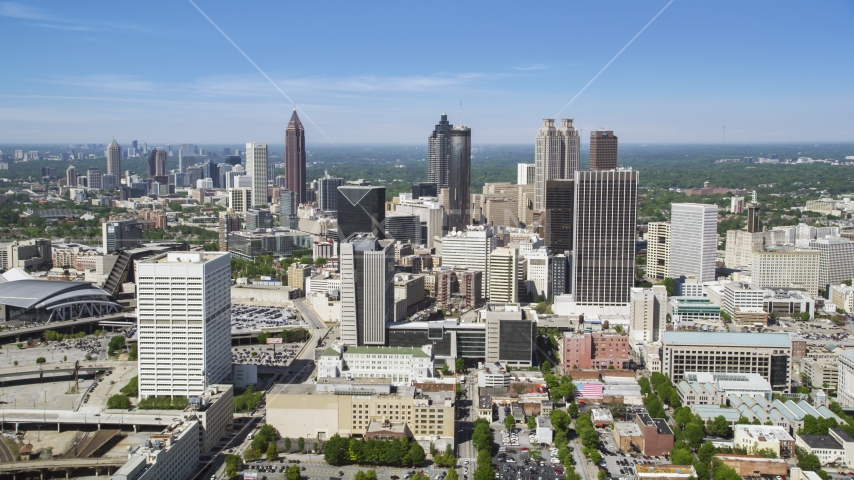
[0,1,852,145]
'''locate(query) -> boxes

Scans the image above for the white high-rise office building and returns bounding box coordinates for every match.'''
[629,286,668,345]
[646,222,671,280]
[434,226,496,297]
[533,118,580,211]
[526,248,551,300]
[245,142,268,208]
[489,247,520,304]
[136,251,232,399]
[340,234,394,346]
[517,163,535,185]
[669,203,718,282]
[809,238,854,287]
[751,249,820,295]
[229,188,252,215]
[396,197,445,248]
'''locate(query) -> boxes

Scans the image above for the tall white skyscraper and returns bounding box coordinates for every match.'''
[517,163,535,185]
[669,203,718,282]
[558,118,580,179]
[629,286,668,345]
[526,248,551,300]
[135,251,232,399]
[245,142,268,208]
[646,222,671,280]
[340,234,394,346]
[534,118,580,211]
[488,247,520,303]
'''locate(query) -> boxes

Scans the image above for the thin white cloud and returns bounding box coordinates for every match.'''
[36,71,503,99]
[0,2,149,33]
[513,64,547,71]
[0,2,61,21]
[25,23,96,31]
[37,75,161,93]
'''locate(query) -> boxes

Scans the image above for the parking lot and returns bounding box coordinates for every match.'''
[595,426,669,480]
[493,405,566,480]
[232,343,304,366]
[230,458,452,480]
[231,304,304,334]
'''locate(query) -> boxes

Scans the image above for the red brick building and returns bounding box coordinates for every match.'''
[559,332,630,370]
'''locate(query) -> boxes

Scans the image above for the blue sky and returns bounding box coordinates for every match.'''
[1,1,853,145]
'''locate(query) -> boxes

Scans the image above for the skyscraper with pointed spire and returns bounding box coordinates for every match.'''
[106,136,121,176]
[286,107,306,205]
[428,113,453,189]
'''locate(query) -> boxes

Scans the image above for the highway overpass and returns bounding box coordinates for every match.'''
[0,407,177,432]
[0,456,126,476]
[0,312,134,343]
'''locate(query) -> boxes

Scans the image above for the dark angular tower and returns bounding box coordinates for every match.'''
[286,108,307,204]
[428,114,453,189]
[337,185,386,242]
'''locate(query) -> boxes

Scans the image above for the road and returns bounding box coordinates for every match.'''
[193,416,261,480]
[457,374,477,463]
[0,313,130,341]
[569,437,591,480]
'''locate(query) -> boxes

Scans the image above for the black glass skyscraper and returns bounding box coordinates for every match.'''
[337,185,386,242]
[412,182,438,199]
[428,114,452,189]
[448,126,471,232]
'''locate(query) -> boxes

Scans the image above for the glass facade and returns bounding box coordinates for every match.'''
[228,232,312,260]
[498,320,534,362]
[337,186,386,242]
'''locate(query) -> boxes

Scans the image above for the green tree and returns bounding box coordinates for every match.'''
[527,415,537,430]
[541,360,552,373]
[323,434,348,466]
[106,394,130,409]
[405,442,426,467]
[712,461,742,480]
[669,446,694,465]
[455,357,465,373]
[429,441,437,457]
[660,277,675,296]
[244,448,260,461]
[697,441,717,464]
[224,454,241,478]
[441,363,451,376]
[36,357,46,364]
[121,376,139,397]
[685,422,705,448]
[287,464,301,480]
[567,402,579,419]
[504,414,515,430]
[297,437,305,452]
[713,415,730,437]
[550,409,571,431]
[446,468,459,480]
[800,311,811,321]
[267,442,279,461]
